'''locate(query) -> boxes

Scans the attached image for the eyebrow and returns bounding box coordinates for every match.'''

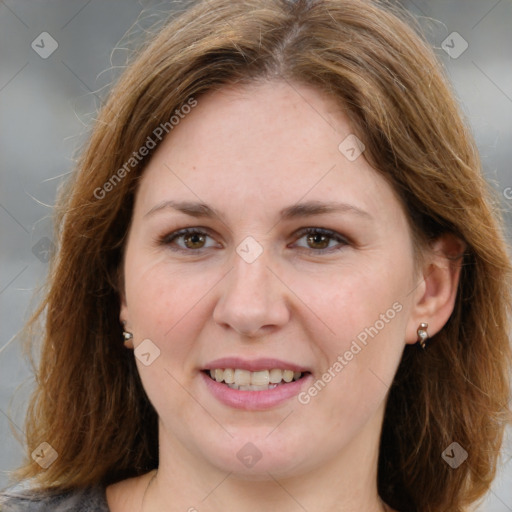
[144,199,372,221]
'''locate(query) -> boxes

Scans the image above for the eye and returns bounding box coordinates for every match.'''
[157,226,350,254]
[158,228,218,252]
[292,227,350,253]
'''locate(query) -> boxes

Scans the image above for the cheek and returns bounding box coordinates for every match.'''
[124,256,211,408]
[294,254,412,406]
[123,251,208,352]
[299,275,408,432]
[297,260,409,343]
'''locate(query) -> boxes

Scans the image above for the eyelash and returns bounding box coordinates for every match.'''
[157,227,350,255]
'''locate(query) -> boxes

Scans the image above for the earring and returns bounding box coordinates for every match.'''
[122,330,134,349]
[417,322,429,350]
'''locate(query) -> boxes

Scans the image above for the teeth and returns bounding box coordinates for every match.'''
[251,370,269,386]
[269,368,283,384]
[223,368,235,384]
[283,370,294,383]
[207,367,304,390]
[234,369,251,386]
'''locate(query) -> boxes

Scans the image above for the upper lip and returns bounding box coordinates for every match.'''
[203,357,310,373]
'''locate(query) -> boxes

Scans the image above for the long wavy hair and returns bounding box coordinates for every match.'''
[11,1,511,511]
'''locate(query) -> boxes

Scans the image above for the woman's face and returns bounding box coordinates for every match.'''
[120,81,420,479]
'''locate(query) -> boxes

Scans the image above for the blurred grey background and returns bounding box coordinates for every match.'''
[0,0,511,510]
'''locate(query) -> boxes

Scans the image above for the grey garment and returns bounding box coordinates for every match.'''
[0,486,110,511]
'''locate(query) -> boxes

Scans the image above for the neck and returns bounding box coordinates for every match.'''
[147,404,388,512]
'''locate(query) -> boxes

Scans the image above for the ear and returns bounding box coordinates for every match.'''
[119,297,129,327]
[118,264,128,321]
[120,306,134,350]
[405,233,466,345]
[117,265,134,349]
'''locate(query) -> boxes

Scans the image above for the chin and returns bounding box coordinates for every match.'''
[197,435,310,479]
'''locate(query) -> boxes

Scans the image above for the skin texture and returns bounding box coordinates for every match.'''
[108,81,463,512]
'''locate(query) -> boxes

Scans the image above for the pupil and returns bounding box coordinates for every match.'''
[308,233,327,249]
[186,234,204,248]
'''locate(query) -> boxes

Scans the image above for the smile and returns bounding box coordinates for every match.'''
[200,366,313,410]
[205,368,306,391]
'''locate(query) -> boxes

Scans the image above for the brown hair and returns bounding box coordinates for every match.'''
[12,1,511,511]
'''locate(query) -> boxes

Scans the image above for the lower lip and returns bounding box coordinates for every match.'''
[200,371,313,410]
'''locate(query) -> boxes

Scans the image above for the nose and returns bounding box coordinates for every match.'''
[212,250,290,339]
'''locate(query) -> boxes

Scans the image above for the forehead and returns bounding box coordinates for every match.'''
[134,80,405,225]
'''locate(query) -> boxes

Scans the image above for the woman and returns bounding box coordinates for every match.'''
[1,0,510,511]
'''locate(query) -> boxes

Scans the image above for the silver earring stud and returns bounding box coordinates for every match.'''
[122,331,133,348]
[417,322,429,350]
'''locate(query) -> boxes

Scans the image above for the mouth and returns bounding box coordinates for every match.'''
[200,358,313,410]
[202,368,311,391]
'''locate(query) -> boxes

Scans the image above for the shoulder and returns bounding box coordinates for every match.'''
[0,485,110,512]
